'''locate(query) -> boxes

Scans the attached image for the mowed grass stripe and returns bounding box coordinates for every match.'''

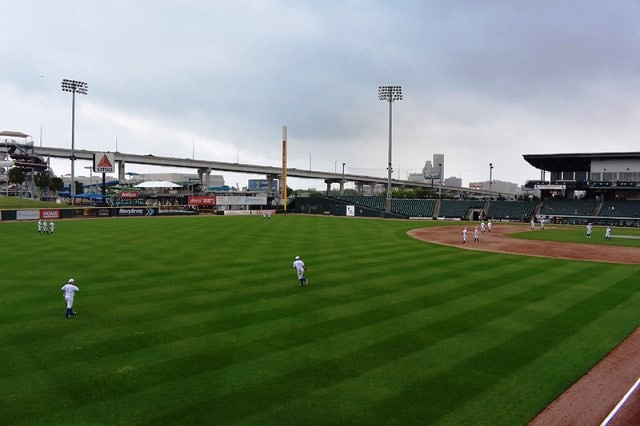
[12,255,608,422]
[1,246,568,412]
[1,246,546,384]
[65,257,624,423]
[240,263,640,425]
[2,215,640,424]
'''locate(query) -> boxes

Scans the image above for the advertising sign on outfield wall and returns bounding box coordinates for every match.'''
[116,207,158,216]
[40,209,61,219]
[216,195,268,205]
[16,210,40,220]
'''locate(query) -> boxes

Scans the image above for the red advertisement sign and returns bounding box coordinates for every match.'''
[119,191,140,199]
[188,195,216,206]
[40,209,60,219]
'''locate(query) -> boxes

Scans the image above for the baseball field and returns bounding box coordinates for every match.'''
[1,214,639,424]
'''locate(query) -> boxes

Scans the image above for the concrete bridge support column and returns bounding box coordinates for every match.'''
[266,174,279,195]
[324,179,334,195]
[118,160,125,182]
[198,168,211,189]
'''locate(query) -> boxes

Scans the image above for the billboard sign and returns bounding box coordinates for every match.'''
[188,195,217,206]
[40,209,61,219]
[94,152,115,173]
[119,191,140,199]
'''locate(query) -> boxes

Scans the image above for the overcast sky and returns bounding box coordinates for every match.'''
[2,1,640,189]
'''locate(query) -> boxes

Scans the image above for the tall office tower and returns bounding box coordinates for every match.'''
[433,154,445,182]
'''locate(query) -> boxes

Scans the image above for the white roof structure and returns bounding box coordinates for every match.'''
[134,180,181,188]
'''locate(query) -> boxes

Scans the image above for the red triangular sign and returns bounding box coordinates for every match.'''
[97,155,113,168]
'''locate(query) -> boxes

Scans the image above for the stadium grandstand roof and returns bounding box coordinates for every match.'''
[523,152,640,172]
[0,130,31,138]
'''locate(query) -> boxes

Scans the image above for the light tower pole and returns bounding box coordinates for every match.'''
[61,79,88,204]
[489,162,494,197]
[341,162,346,195]
[378,85,403,213]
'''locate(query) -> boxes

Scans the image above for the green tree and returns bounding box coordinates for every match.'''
[49,176,64,195]
[34,171,51,200]
[7,167,26,186]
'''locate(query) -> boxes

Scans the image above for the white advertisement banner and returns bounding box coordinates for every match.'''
[17,210,40,220]
[216,195,267,205]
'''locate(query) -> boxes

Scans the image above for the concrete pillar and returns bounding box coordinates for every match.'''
[266,174,279,194]
[198,168,211,189]
[324,179,333,195]
[117,160,125,182]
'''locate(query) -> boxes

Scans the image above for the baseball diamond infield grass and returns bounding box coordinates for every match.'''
[1,215,640,425]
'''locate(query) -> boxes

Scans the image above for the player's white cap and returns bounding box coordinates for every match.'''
[295,256,300,260]
[68,278,75,283]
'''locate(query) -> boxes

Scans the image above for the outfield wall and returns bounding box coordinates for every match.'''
[1,206,199,221]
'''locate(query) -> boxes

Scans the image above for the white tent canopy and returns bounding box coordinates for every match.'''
[134,180,181,188]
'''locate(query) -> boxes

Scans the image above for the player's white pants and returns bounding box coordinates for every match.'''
[65,297,74,309]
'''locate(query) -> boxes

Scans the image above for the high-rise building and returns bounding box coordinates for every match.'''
[433,154,444,183]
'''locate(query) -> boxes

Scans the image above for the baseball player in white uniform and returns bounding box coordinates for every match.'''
[61,278,79,318]
[462,227,467,244]
[292,256,307,287]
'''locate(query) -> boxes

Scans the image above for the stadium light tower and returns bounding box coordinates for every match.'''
[378,85,403,213]
[341,162,346,195]
[61,79,88,203]
[489,163,494,196]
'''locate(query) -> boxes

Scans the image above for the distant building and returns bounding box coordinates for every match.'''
[421,154,444,184]
[408,172,426,182]
[444,176,462,187]
[470,180,519,194]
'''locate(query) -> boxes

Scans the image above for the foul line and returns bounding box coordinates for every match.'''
[601,376,640,426]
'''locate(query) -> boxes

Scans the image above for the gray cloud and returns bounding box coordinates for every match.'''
[2,0,640,188]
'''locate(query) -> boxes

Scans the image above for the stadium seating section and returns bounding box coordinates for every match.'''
[486,200,536,221]
[438,200,485,219]
[324,195,640,223]
[539,198,598,216]
[599,200,640,218]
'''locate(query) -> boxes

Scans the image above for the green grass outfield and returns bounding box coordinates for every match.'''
[510,223,640,247]
[1,215,639,425]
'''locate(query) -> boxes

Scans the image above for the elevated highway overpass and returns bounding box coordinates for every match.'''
[33,146,512,197]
